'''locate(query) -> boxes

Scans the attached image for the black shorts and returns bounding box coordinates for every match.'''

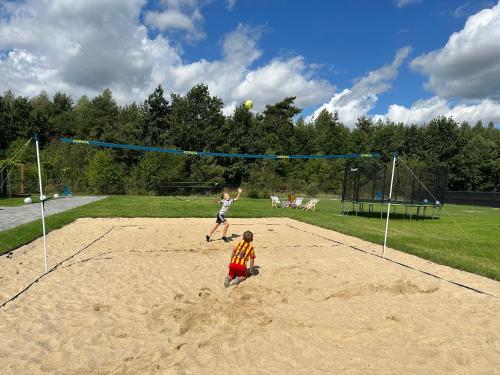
[216,213,226,224]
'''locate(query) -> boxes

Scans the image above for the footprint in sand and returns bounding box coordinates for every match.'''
[324,280,439,300]
[255,311,273,326]
[197,341,209,348]
[388,280,439,295]
[172,307,185,322]
[146,304,173,331]
[384,315,401,322]
[276,266,320,277]
[198,287,212,298]
[178,311,213,335]
[174,342,187,350]
[92,303,112,312]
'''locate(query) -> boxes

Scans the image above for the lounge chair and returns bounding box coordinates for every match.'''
[270,196,283,208]
[290,197,304,208]
[303,198,319,211]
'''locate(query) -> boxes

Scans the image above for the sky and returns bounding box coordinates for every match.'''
[1,0,500,126]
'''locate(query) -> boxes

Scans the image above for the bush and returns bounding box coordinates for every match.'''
[85,150,125,194]
[243,162,285,199]
[305,182,319,197]
[135,153,186,195]
[42,141,95,193]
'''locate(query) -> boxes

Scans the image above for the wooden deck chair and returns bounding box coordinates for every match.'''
[303,198,319,211]
[290,196,304,208]
[270,196,283,208]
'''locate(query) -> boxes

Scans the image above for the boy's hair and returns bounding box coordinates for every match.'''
[243,231,253,242]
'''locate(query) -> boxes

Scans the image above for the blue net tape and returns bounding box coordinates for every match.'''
[59,137,381,160]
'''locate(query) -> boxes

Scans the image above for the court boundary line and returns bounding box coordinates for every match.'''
[0,227,116,309]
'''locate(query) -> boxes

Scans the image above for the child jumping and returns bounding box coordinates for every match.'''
[206,189,241,243]
[224,230,256,288]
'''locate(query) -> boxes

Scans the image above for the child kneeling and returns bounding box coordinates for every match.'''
[224,230,256,288]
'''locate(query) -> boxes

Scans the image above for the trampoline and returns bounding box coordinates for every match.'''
[341,159,448,220]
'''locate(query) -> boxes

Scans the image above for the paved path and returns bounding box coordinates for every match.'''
[0,196,107,231]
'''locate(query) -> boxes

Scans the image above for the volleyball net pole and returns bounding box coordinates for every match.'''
[382,152,397,258]
[34,133,48,273]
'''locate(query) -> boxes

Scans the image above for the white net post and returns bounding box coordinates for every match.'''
[382,153,397,258]
[35,133,48,273]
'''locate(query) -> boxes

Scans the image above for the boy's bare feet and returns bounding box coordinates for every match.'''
[232,276,240,286]
[224,276,231,288]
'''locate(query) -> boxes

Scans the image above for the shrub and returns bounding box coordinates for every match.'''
[85,150,125,194]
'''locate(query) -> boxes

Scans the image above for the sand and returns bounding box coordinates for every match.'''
[1,217,499,374]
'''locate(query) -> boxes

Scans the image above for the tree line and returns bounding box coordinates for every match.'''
[0,84,498,197]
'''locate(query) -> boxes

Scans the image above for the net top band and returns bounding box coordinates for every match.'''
[59,137,381,160]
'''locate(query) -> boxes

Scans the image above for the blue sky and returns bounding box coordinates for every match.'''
[1,0,500,125]
[175,0,494,116]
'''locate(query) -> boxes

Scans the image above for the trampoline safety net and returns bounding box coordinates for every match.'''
[342,159,448,205]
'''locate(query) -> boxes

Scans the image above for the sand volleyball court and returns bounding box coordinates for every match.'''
[1,218,499,374]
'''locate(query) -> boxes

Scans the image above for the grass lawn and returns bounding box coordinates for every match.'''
[0,196,40,207]
[1,195,499,281]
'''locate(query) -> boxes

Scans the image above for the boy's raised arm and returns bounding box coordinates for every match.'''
[234,188,242,201]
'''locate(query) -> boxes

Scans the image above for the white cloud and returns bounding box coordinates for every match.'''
[144,0,205,41]
[0,0,181,103]
[145,9,198,33]
[375,97,500,124]
[307,47,411,126]
[377,1,500,125]
[170,24,334,114]
[0,2,333,115]
[451,1,495,18]
[411,1,500,99]
[226,0,237,10]
[231,56,334,113]
[395,0,423,8]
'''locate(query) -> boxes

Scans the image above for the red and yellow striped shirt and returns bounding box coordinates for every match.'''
[230,241,255,266]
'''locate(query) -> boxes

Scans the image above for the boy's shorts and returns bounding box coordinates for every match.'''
[216,213,226,224]
[228,263,247,278]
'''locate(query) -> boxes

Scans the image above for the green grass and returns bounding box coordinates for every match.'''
[1,196,499,281]
[0,196,41,206]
